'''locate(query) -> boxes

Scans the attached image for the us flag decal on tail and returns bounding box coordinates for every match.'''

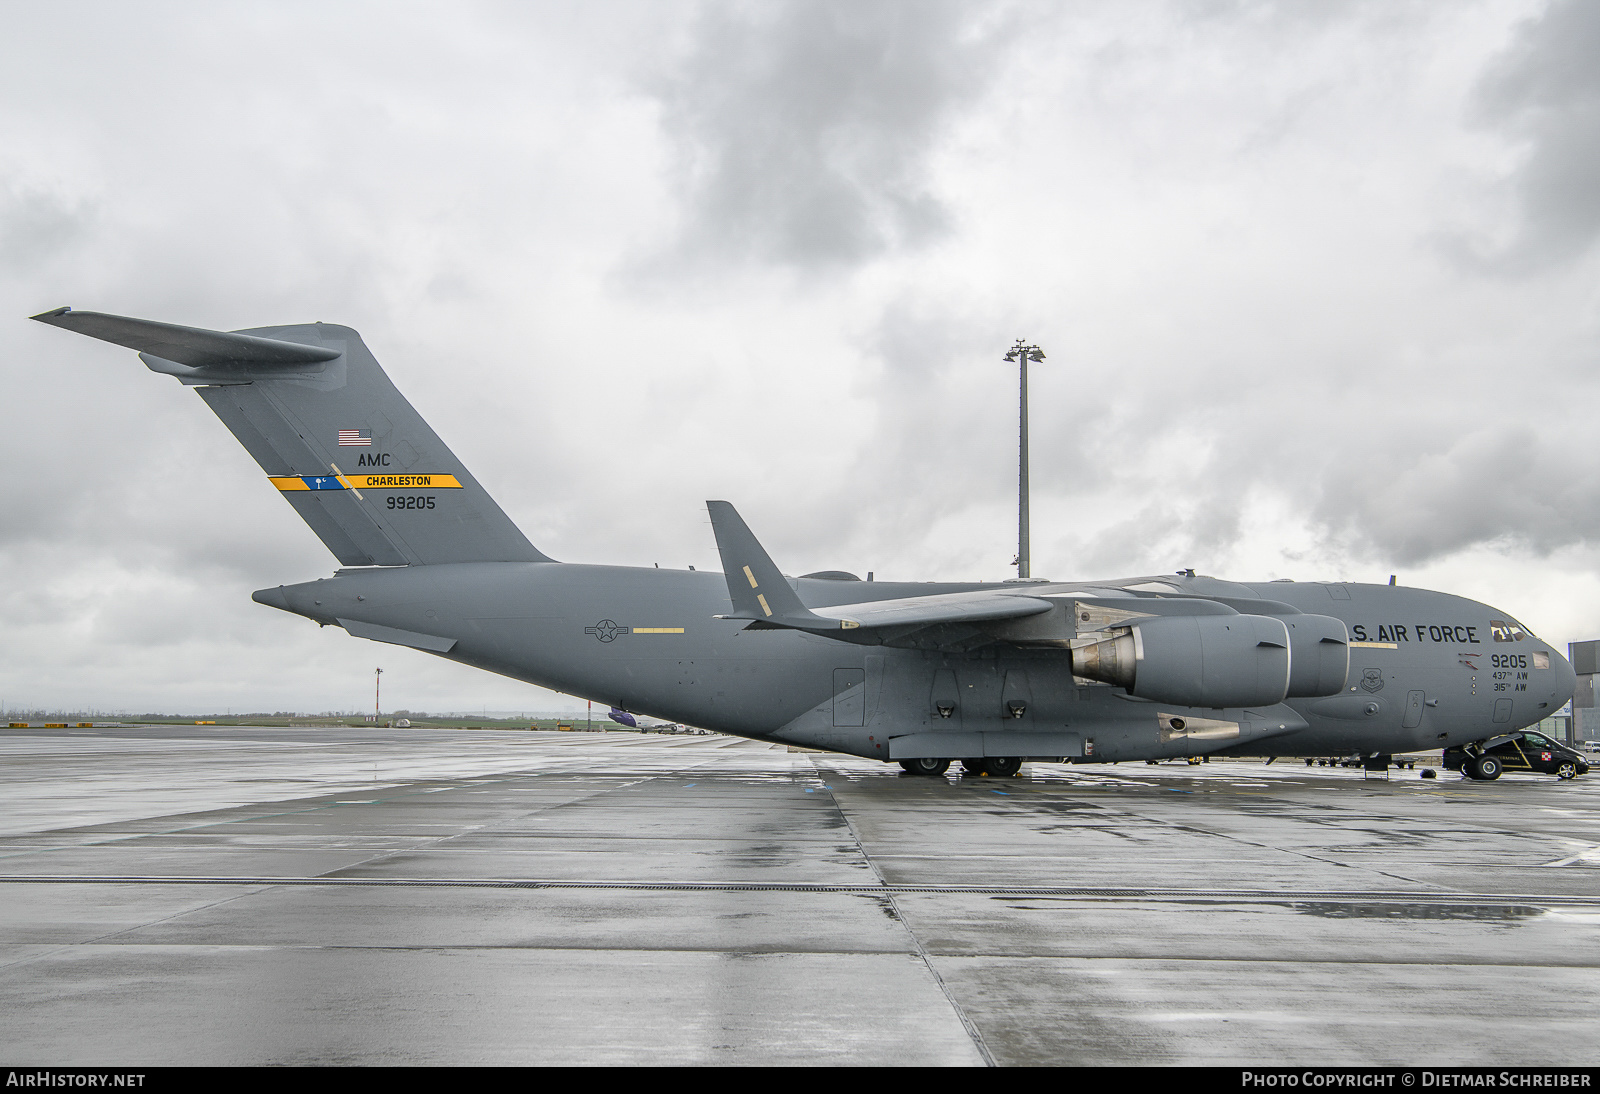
[337,429,372,446]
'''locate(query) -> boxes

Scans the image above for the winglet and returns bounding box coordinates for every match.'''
[706,501,815,624]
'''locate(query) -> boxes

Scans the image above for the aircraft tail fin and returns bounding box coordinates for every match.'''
[32,307,551,567]
[706,500,815,624]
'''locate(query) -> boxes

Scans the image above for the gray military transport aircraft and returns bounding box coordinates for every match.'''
[32,308,1579,779]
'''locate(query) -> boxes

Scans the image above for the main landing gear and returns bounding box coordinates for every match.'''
[962,757,1022,777]
[898,756,1025,777]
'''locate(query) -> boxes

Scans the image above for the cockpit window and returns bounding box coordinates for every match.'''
[1491,619,1531,643]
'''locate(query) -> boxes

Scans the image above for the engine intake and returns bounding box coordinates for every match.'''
[1071,614,1292,708]
[1282,613,1350,697]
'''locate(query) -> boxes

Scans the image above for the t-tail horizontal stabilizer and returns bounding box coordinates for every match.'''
[31,307,341,380]
[32,307,551,568]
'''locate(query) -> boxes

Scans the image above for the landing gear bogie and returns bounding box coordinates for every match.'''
[960,757,1022,777]
[899,757,951,777]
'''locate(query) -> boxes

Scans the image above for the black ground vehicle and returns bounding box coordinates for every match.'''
[1444,731,1589,781]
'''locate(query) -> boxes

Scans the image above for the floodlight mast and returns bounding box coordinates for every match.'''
[1003,340,1045,579]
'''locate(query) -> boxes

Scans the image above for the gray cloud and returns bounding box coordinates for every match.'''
[11,1,1600,713]
[1458,0,1600,271]
[639,0,1013,276]
[0,183,95,274]
[1312,424,1600,566]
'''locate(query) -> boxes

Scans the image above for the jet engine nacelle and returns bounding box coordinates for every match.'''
[1071,614,1292,708]
[1281,613,1350,697]
[1071,612,1351,707]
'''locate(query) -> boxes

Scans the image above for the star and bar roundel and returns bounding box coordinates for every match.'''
[585,620,685,642]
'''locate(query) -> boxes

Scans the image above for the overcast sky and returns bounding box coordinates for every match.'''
[3,0,1598,715]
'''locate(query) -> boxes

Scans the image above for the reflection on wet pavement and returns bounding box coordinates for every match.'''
[2,726,1598,1065]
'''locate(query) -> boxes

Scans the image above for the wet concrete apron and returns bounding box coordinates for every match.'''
[1,727,1597,1065]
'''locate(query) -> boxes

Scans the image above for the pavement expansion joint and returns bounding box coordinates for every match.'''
[2,874,1597,906]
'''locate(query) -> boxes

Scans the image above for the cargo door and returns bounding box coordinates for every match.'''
[832,668,866,727]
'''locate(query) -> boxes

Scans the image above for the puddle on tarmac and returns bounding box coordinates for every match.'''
[1288,901,1543,922]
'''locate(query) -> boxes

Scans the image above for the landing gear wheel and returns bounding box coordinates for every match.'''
[985,756,1023,778]
[899,757,951,777]
[960,758,987,776]
[1557,761,1578,780]
[1475,755,1502,781]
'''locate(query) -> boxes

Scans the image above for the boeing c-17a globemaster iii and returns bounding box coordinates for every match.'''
[31,308,1579,779]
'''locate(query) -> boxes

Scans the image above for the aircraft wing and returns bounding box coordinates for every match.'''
[707,500,1052,641]
[808,590,1053,630]
[705,501,1300,650]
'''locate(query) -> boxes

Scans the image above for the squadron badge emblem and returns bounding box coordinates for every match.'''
[1360,668,1385,694]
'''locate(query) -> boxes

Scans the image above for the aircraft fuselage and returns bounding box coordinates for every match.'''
[35,307,1572,769]
[257,565,1574,764]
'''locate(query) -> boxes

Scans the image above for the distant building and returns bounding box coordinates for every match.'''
[1534,700,1573,746]
[1567,640,1600,743]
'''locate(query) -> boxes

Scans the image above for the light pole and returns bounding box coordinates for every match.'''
[1003,340,1045,579]
[374,667,383,724]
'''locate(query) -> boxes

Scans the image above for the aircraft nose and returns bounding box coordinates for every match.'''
[1550,644,1577,708]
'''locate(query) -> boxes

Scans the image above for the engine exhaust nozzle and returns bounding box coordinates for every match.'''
[1071,632,1136,689]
